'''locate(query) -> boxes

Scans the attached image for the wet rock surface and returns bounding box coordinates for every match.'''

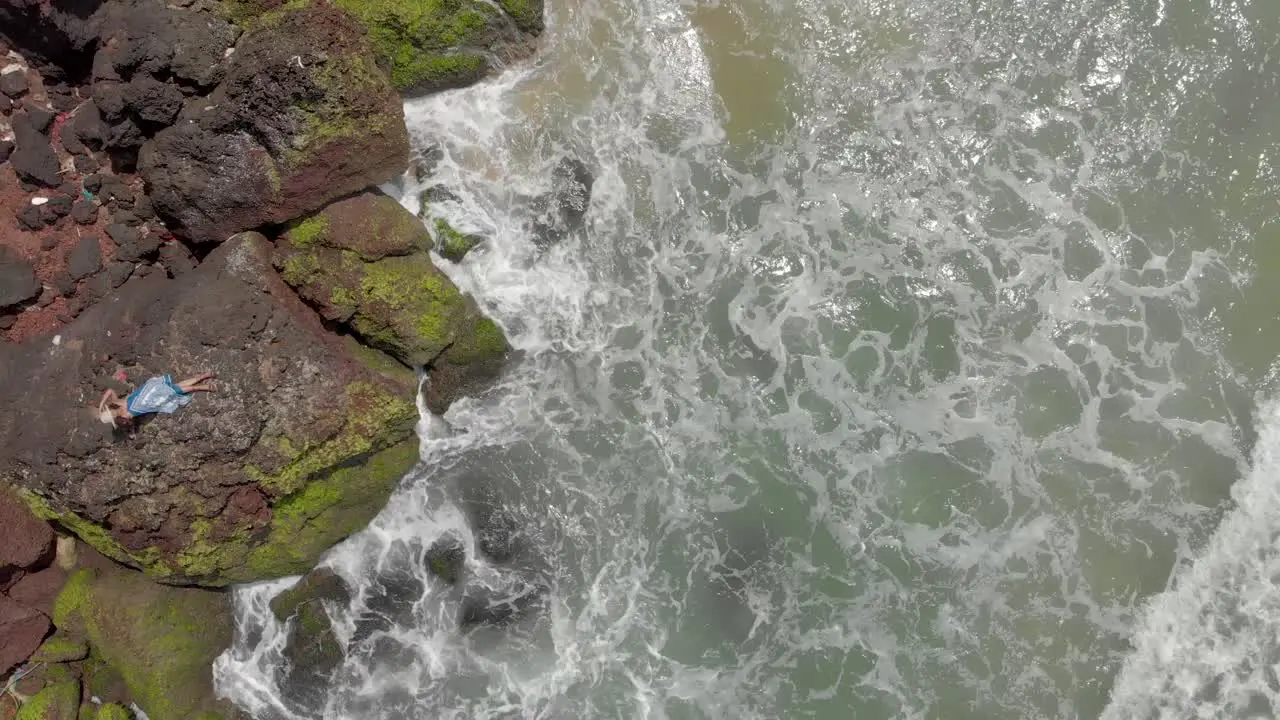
[274,190,510,412]
[270,567,352,713]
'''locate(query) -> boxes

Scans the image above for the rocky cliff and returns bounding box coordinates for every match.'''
[0,0,545,715]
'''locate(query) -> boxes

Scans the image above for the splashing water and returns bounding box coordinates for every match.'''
[215,0,1280,717]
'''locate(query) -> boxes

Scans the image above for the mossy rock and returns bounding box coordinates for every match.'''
[17,679,80,720]
[425,533,465,584]
[30,634,89,664]
[270,568,351,621]
[332,0,540,95]
[269,569,350,713]
[52,565,238,720]
[91,705,134,720]
[431,218,483,263]
[275,192,509,411]
[11,235,422,587]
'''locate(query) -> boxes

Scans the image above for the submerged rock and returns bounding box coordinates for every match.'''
[139,5,409,243]
[425,533,465,585]
[270,568,351,713]
[459,575,548,629]
[0,233,420,586]
[329,0,541,96]
[530,156,594,249]
[52,560,241,719]
[431,218,484,263]
[274,191,509,413]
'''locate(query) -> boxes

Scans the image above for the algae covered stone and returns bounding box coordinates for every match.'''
[16,679,79,720]
[269,568,351,713]
[1,234,420,586]
[53,565,238,720]
[431,218,483,263]
[275,192,509,412]
[333,0,541,95]
[30,634,89,664]
[92,705,134,720]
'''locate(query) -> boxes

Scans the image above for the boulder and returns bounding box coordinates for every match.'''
[530,156,594,249]
[424,533,465,585]
[270,567,350,713]
[0,485,55,571]
[275,191,509,413]
[10,111,62,187]
[0,594,49,677]
[430,218,483,263]
[139,5,410,244]
[13,677,78,720]
[0,233,421,586]
[66,238,103,281]
[330,0,539,95]
[0,68,29,98]
[52,562,241,720]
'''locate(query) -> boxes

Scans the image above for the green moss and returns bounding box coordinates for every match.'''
[20,492,169,578]
[287,49,391,166]
[357,255,464,350]
[498,0,541,32]
[16,679,80,720]
[244,438,419,577]
[73,564,232,719]
[167,382,416,583]
[248,381,417,497]
[386,51,485,93]
[30,635,89,664]
[280,251,321,287]
[332,0,497,91]
[94,705,133,720]
[432,218,480,262]
[288,215,330,248]
[52,569,93,629]
[330,285,359,314]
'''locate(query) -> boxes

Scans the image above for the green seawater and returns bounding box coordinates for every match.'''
[219,0,1280,717]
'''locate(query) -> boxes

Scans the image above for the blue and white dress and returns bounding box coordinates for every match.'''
[124,375,192,417]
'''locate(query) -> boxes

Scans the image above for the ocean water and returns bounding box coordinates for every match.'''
[214,0,1280,717]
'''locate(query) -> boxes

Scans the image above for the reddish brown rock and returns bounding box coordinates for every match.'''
[8,565,68,617]
[0,234,420,586]
[0,594,50,677]
[138,5,409,244]
[0,485,54,572]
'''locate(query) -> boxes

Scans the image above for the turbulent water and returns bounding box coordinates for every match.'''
[214,0,1280,717]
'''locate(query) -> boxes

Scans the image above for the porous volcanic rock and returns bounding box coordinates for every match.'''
[138,5,410,244]
[0,233,421,586]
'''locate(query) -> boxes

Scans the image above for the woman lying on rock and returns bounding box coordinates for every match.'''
[96,372,216,426]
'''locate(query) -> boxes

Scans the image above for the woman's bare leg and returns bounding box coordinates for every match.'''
[177,373,216,393]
